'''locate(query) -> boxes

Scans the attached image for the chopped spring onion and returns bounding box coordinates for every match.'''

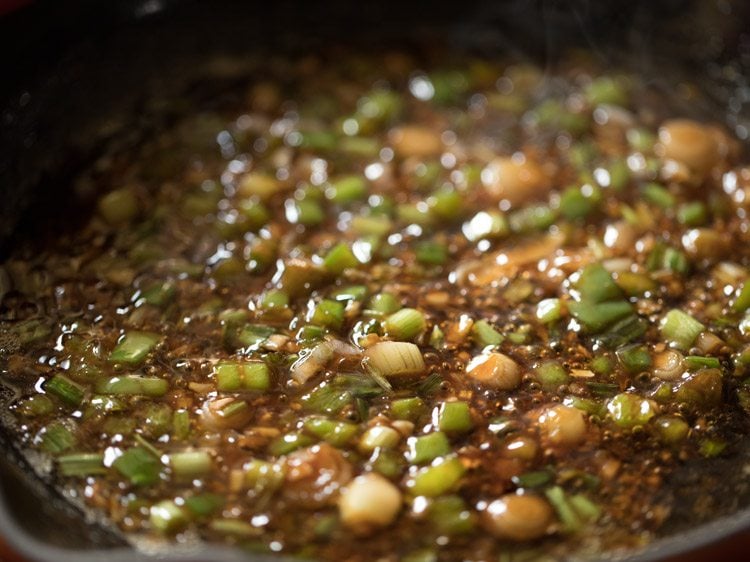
[57,452,106,477]
[405,456,466,497]
[383,308,426,341]
[45,374,85,406]
[364,341,426,378]
[660,309,705,350]
[435,401,473,433]
[108,331,161,365]
[308,299,346,330]
[323,243,360,274]
[215,361,271,392]
[406,432,451,464]
[38,421,77,454]
[96,375,168,397]
[113,447,162,486]
[391,397,426,421]
[169,451,213,479]
[304,417,358,447]
[326,175,367,204]
[471,320,503,347]
[150,500,189,534]
[366,292,401,316]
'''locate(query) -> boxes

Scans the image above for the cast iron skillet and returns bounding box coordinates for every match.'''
[2,1,750,560]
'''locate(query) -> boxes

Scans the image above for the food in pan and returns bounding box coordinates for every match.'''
[2,52,750,561]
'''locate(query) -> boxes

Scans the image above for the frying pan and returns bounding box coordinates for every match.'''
[2,1,750,560]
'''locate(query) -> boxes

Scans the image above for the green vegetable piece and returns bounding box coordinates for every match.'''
[536,298,563,324]
[242,459,286,491]
[331,285,367,302]
[463,211,509,242]
[660,310,705,351]
[545,486,582,533]
[39,421,77,454]
[383,308,426,341]
[391,397,425,421]
[308,299,346,330]
[407,432,452,464]
[98,188,139,225]
[471,320,503,347]
[607,159,630,190]
[436,401,473,433]
[606,393,657,428]
[616,344,652,373]
[585,76,629,106]
[574,264,622,303]
[57,453,106,477]
[169,451,212,479]
[96,375,168,397]
[108,331,160,365]
[699,438,727,458]
[113,447,162,486]
[215,361,271,392]
[293,199,325,226]
[590,355,614,376]
[511,470,553,489]
[415,241,448,266]
[654,415,689,444]
[615,271,657,297]
[327,175,367,204]
[138,282,176,307]
[406,456,466,497]
[259,289,289,310]
[268,432,315,456]
[370,448,406,479]
[734,282,750,313]
[428,495,475,535]
[642,183,675,209]
[304,417,358,447]
[351,214,393,237]
[559,185,598,220]
[45,374,85,406]
[684,356,721,371]
[534,360,570,391]
[323,243,360,274]
[428,189,463,220]
[677,201,708,226]
[184,493,225,517]
[568,301,633,333]
[508,205,556,233]
[209,519,257,537]
[173,409,191,440]
[150,500,188,534]
[366,292,401,316]
[16,394,55,417]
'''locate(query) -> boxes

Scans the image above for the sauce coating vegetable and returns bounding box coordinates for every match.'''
[2,51,750,561]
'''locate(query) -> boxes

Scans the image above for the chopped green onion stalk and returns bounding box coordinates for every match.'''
[383,308,426,341]
[108,331,161,365]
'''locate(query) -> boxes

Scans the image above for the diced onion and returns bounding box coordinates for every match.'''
[291,338,360,384]
[364,341,426,378]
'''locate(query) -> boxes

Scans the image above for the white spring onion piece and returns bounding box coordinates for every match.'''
[466,352,521,390]
[363,341,425,378]
[338,473,403,533]
[291,338,359,384]
[652,350,684,381]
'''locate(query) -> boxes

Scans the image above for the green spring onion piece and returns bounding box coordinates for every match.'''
[471,320,503,347]
[660,309,705,350]
[351,214,393,237]
[406,456,466,497]
[429,325,445,349]
[371,448,406,479]
[734,282,750,313]
[96,375,168,397]
[534,361,570,391]
[215,361,271,392]
[574,264,622,303]
[98,188,139,225]
[536,298,563,324]
[568,494,602,522]
[113,447,162,486]
[218,399,248,419]
[108,331,161,365]
[169,451,212,479]
[209,519,258,537]
[308,299,346,330]
[435,401,473,433]
[39,421,77,454]
[606,393,657,428]
[699,438,727,458]
[677,201,708,226]
[427,495,475,535]
[237,199,271,230]
[259,289,289,309]
[585,76,629,106]
[150,500,188,534]
[615,271,657,297]
[298,130,337,151]
[615,344,652,373]
[142,403,172,438]
[57,452,106,477]
[558,185,598,220]
[323,243,360,274]
[607,159,630,190]
[508,205,556,234]
[391,397,425,421]
[462,211,509,242]
[226,323,275,350]
[684,356,721,370]
[564,396,606,417]
[585,382,619,397]
[16,394,55,417]
[397,203,434,227]
[138,282,176,307]
[45,374,85,406]
[184,493,225,517]
[512,470,553,489]
[383,308,426,341]
[326,175,367,204]
[173,409,191,440]
[366,292,401,316]
[654,415,690,444]
[568,301,633,333]
[406,432,451,464]
[428,189,463,220]
[303,417,358,447]
[242,459,286,491]
[296,324,327,343]
[359,426,401,453]
[595,313,647,349]
[339,136,380,157]
[331,285,367,302]
[545,486,582,533]
[268,432,315,456]
[642,183,675,209]
[429,70,469,104]
[590,355,615,376]
[415,241,448,266]
[293,199,325,226]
